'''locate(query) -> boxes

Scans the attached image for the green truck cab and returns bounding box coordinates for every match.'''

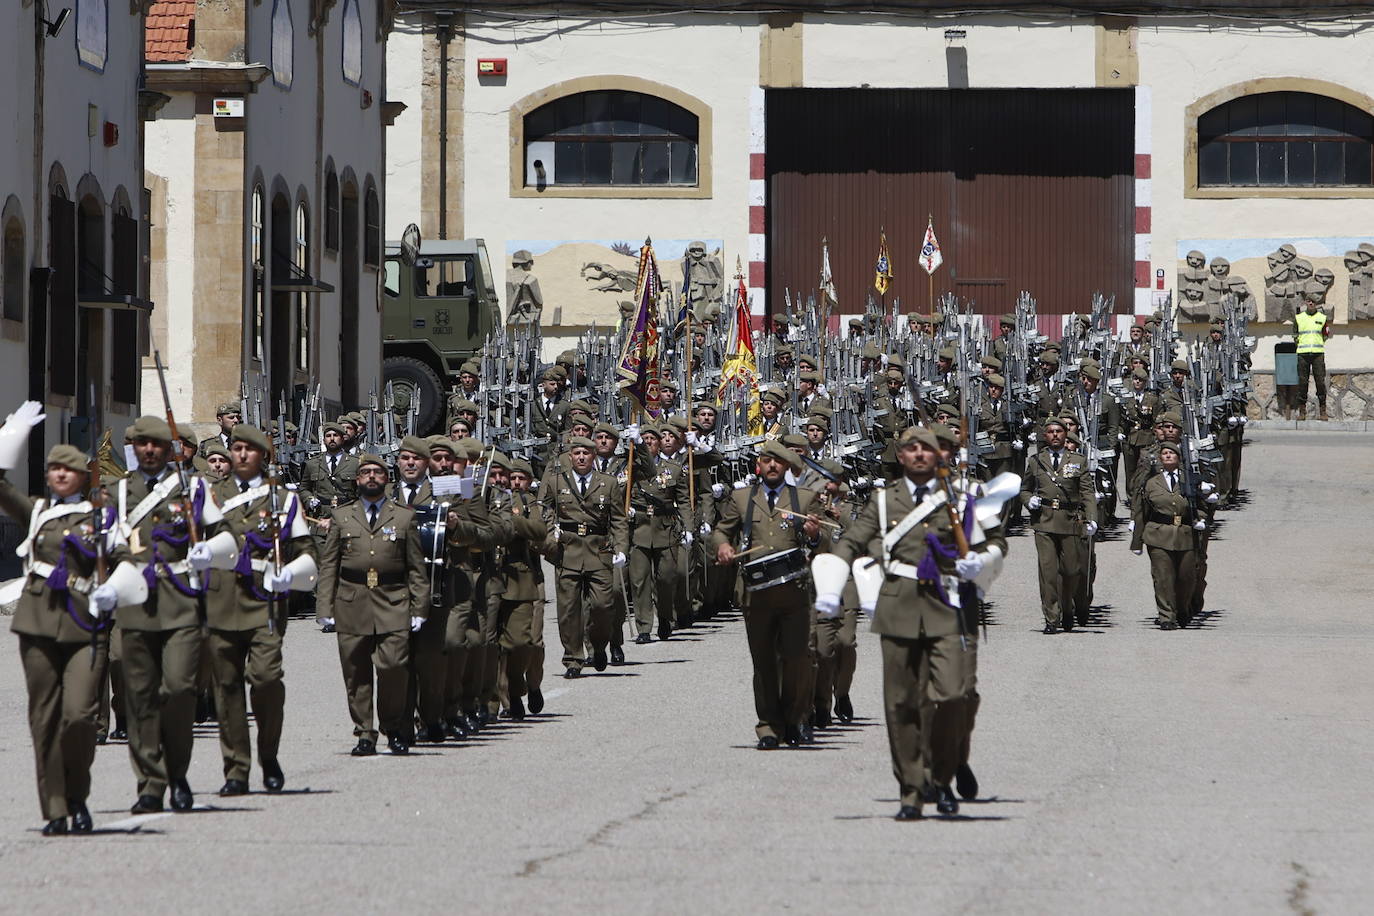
[382,238,502,432]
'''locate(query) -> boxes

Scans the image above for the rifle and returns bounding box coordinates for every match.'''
[153,351,206,621]
[88,452,109,668]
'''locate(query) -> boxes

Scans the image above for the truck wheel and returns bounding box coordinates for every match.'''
[382,356,444,434]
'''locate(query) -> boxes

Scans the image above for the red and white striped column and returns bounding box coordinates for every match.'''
[748,86,767,329]
[1132,85,1154,323]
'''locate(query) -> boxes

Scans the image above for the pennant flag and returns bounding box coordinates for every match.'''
[874,228,893,296]
[616,238,663,418]
[820,237,838,309]
[717,260,763,435]
[919,218,944,275]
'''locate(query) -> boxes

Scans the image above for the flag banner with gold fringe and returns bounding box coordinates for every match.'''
[616,238,663,418]
[920,218,944,275]
[874,228,893,296]
[717,262,762,435]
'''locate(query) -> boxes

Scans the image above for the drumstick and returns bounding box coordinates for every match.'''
[776,508,842,529]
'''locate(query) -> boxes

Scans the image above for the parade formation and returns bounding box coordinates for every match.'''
[0,237,1262,835]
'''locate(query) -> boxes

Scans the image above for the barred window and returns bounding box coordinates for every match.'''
[1198,91,1373,188]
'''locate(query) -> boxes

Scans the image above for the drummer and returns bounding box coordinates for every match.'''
[709,441,829,750]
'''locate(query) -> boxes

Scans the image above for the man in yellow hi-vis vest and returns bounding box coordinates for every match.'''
[1294,281,1331,421]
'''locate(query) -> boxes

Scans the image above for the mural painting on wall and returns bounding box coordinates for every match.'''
[505,239,726,329]
[1177,238,1374,325]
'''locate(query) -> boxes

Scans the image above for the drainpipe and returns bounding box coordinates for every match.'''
[435,12,452,240]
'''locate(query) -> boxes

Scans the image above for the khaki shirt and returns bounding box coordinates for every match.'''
[317,498,428,635]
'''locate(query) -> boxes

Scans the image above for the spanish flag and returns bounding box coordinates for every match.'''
[717,262,762,435]
[874,228,893,296]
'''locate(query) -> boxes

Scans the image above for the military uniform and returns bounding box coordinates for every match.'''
[1130,462,1203,628]
[205,458,317,792]
[709,462,827,744]
[626,441,689,639]
[317,494,429,748]
[494,482,547,716]
[1020,445,1096,631]
[300,449,359,514]
[1120,386,1159,501]
[541,463,628,674]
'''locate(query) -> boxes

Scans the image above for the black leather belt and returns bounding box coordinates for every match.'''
[1148,511,1186,527]
[341,568,406,586]
[573,524,607,537]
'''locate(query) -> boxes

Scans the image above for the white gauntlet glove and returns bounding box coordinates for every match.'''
[1227,416,1240,428]
[187,542,214,572]
[954,551,985,581]
[698,523,711,537]
[1085,521,1099,537]
[612,552,627,569]
[732,479,749,490]
[1200,481,1215,493]
[1012,440,1025,451]
[263,567,294,592]
[1206,492,1219,504]
[685,431,699,448]
[89,583,119,615]
[410,617,424,633]
[1192,519,1207,531]
[711,483,725,498]
[683,532,693,546]
[1027,495,1043,510]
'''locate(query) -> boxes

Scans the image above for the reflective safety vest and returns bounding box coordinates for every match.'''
[1295,310,1327,354]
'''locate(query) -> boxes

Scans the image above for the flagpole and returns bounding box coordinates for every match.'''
[928,213,935,320]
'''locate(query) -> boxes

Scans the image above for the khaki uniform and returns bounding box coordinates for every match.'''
[114,470,214,801]
[0,480,118,821]
[1021,449,1096,628]
[316,498,429,742]
[299,451,359,514]
[1120,390,1159,499]
[710,482,827,740]
[541,468,628,672]
[441,482,506,725]
[831,479,1007,808]
[1130,472,1202,627]
[627,448,689,636]
[495,488,548,704]
[205,478,316,783]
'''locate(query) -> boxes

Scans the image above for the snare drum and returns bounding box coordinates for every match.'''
[741,548,808,592]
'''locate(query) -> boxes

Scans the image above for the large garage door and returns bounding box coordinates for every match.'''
[766,88,1134,321]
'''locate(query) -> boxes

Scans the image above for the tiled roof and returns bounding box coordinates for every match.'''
[146,0,195,63]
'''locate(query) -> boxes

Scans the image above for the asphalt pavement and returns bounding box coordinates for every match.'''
[0,431,1371,913]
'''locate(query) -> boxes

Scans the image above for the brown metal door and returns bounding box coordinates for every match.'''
[766,88,1134,322]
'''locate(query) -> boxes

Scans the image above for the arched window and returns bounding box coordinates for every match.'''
[523,90,698,187]
[341,0,362,86]
[2,205,23,323]
[250,185,265,362]
[76,0,108,72]
[363,184,379,266]
[1198,91,1374,188]
[324,167,339,252]
[295,201,310,372]
[271,0,294,89]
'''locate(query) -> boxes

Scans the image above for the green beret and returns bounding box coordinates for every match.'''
[489,450,511,471]
[216,402,241,416]
[761,389,785,405]
[1159,441,1183,457]
[1170,360,1190,374]
[804,414,830,432]
[348,411,366,426]
[980,354,1003,369]
[460,439,486,461]
[797,355,818,370]
[999,314,1017,328]
[886,354,906,369]
[565,410,594,428]
[509,458,534,477]
[338,414,358,427]
[593,422,619,438]
[203,442,231,461]
[985,373,1006,388]
[758,439,803,472]
[660,379,679,392]
[567,436,595,450]
[1131,367,1149,381]
[1157,412,1183,426]
[1042,341,1063,352]
[938,347,956,361]
[322,421,344,436]
[934,403,959,417]
[639,424,661,438]
[897,426,939,450]
[356,453,388,474]
[128,415,173,443]
[399,435,431,459]
[1039,353,1060,367]
[46,444,89,473]
[781,433,808,450]
[231,425,271,453]
[820,459,846,480]
[1042,416,1068,431]
[930,423,959,445]
[667,415,689,433]
[460,361,480,376]
[541,366,565,382]
[692,401,716,414]
[426,436,457,456]
[1066,430,1083,446]
[798,369,821,383]
[450,399,479,414]
[1081,365,1103,380]
[884,368,905,381]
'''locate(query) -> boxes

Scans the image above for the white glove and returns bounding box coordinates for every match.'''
[612,552,627,569]
[318,616,335,628]
[1227,416,1240,428]
[187,542,214,572]
[711,483,725,498]
[626,507,636,520]
[817,384,830,398]
[1199,481,1215,493]
[1027,495,1043,510]
[622,423,641,442]
[732,479,749,490]
[873,478,887,488]
[954,551,985,581]
[698,523,711,537]
[1085,521,1098,537]
[1131,547,1143,555]
[1192,519,1206,531]
[686,431,699,447]
[0,400,47,471]
[1206,492,1219,504]
[814,594,842,618]
[683,532,693,546]
[410,617,424,633]
[1127,520,1136,532]
[1012,439,1025,451]
[1238,416,1248,426]
[1117,432,1126,441]
[263,567,294,592]
[530,480,540,491]
[854,476,869,489]
[89,582,119,615]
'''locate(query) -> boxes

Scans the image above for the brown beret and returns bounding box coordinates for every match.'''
[46,444,89,473]
[985,374,1006,388]
[231,424,271,453]
[426,435,457,456]
[567,436,595,450]
[897,426,939,450]
[758,439,803,472]
[509,458,534,477]
[216,402,241,417]
[398,435,431,459]
[356,453,388,474]
[128,415,173,443]
[1157,412,1183,426]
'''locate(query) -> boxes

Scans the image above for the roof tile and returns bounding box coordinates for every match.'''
[145,0,195,63]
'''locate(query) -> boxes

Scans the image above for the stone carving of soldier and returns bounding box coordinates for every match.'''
[506,249,544,327]
[1178,250,1208,302]
[681,241,723,321]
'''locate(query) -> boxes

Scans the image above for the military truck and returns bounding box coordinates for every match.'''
[382,237,502,433]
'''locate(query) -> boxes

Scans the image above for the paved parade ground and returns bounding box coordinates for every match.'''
[0,430,1371,913]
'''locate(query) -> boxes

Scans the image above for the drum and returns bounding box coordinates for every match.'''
[741,548,808,592]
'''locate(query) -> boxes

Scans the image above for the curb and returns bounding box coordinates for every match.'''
[1247,420,1372,432]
